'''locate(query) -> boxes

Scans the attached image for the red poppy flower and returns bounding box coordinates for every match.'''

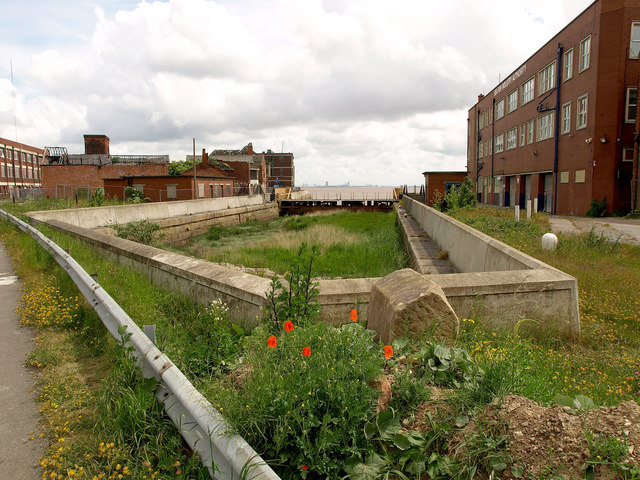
[302,346,311,357]
[301,465,308,471]
[350,309,358,322]
[384,345,393,359]
[268,336,277,348]
[284,321,294,332]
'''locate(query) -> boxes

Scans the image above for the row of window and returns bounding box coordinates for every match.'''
[476,35,591,131]
[477,95,588,158]
[0,148,42,164]
[0,162,41,180]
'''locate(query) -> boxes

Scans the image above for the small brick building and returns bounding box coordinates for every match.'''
[422,171,468,207]
[41,134,171,199]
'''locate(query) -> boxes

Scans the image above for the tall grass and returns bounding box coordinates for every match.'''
[174,211,409,278]
[452,207,640,407]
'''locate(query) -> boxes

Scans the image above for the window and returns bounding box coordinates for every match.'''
[506,128,517,150]
[478,112,485,130]
[626,87,637,123]
[495,134,504,153]
[21,152,26,162]
[527,119,534,144]
[520,123,526,146]
[560,171,569,183]
[1,163,4,178]
[522,77,535,104]
[630,22,640,59]
[562,102,571,134]
[166,184,177,199]
[0,148,4,158]
[507,90,518,113]
[575,170,585,183]
[563,48,573,81]
[538,61,556,95]
[487,138,492,156]
[623,148,635,162]
[198,183,205,198]
[579,36,591,72]
[537,112,555,141]
[495,99,505,120]
[577,94,588,129]
[478,141,484,158]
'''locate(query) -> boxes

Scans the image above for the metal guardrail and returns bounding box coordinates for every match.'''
[0,209,281,480]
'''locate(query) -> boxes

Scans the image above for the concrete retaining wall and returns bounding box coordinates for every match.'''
[401,197,580,337]
[29,197,580,338]
[27,195,267,229]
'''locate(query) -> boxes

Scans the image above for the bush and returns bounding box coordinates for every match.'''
[89,187,105,207]
[586,197,607,217]
[110,219,164,245]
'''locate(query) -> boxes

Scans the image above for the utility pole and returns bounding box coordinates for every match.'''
[192,138,197,200]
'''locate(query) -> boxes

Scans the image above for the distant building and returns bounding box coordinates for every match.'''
[264,149,295,189]
[41,134,170,200]
[422,171,468,207]
[209,142,295,191]
[467,0,640,215]
[0,137,44,198]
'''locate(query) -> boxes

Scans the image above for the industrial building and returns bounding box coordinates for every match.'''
[467,0,640,215]
[0,137,44,198]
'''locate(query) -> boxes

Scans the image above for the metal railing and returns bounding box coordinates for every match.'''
[0,209,281,480]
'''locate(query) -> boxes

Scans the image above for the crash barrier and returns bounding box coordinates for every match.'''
[0,209,281,480]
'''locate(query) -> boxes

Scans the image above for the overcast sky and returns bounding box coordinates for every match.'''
[1,0,593,186]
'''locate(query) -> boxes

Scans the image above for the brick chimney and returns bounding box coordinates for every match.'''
[246,142,254,155]
[477,94,485,103]
[84,134,110,155]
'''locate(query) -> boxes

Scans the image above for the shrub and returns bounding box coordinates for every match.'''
[110,219,164,245]
[586,197,607,217]
[89,187,105,207]
[125,186,145,202]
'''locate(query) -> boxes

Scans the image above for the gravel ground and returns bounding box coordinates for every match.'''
[549,216,640,246]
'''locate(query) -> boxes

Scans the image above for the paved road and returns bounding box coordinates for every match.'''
[0,241,45,479]
[549,216,640,246]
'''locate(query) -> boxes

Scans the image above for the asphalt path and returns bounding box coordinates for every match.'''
[0,241,45,479]
[549,216,640,246]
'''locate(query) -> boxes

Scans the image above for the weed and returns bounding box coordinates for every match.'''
[109,218,164,245]
[262,243,321,332]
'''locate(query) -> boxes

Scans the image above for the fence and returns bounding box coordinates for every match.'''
[0,208,281,480]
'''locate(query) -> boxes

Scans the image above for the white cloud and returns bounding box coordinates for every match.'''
[1,0,593,185]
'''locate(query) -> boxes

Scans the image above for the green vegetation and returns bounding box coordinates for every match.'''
[109,219,165,245]
[2,203,639,479]
[0,218,212,480]
[169,211,409,278]
[452,207,640,407]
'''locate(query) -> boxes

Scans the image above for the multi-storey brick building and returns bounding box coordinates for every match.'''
[0,137,44,198]
[264,150,295,189]
[467,0,640,215]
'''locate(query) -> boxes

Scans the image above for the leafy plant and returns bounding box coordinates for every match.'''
[125,186,145,202]
[110,219,164,245]
[89,187,105,207]
[412,343,485,389]
[444,177,477,212]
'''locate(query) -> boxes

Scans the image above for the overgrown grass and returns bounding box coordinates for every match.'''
[0,217,228,479]
[452,207,640,407]
[167,211,408,278]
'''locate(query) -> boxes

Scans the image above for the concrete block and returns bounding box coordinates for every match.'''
[367,268,459,344]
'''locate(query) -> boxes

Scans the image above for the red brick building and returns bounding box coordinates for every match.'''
[0,137,44,198]
[422,171,468,206]
[41,135,170,199]
[264,150,295,189]
[467,0,640,215]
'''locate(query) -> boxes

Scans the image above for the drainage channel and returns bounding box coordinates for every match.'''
[0,209,281,480]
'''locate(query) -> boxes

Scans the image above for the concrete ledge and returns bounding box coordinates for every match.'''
[30,197,580,338]
[27,195,267,229]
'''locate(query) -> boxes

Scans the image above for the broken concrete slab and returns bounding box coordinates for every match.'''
[367,268,459,344]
